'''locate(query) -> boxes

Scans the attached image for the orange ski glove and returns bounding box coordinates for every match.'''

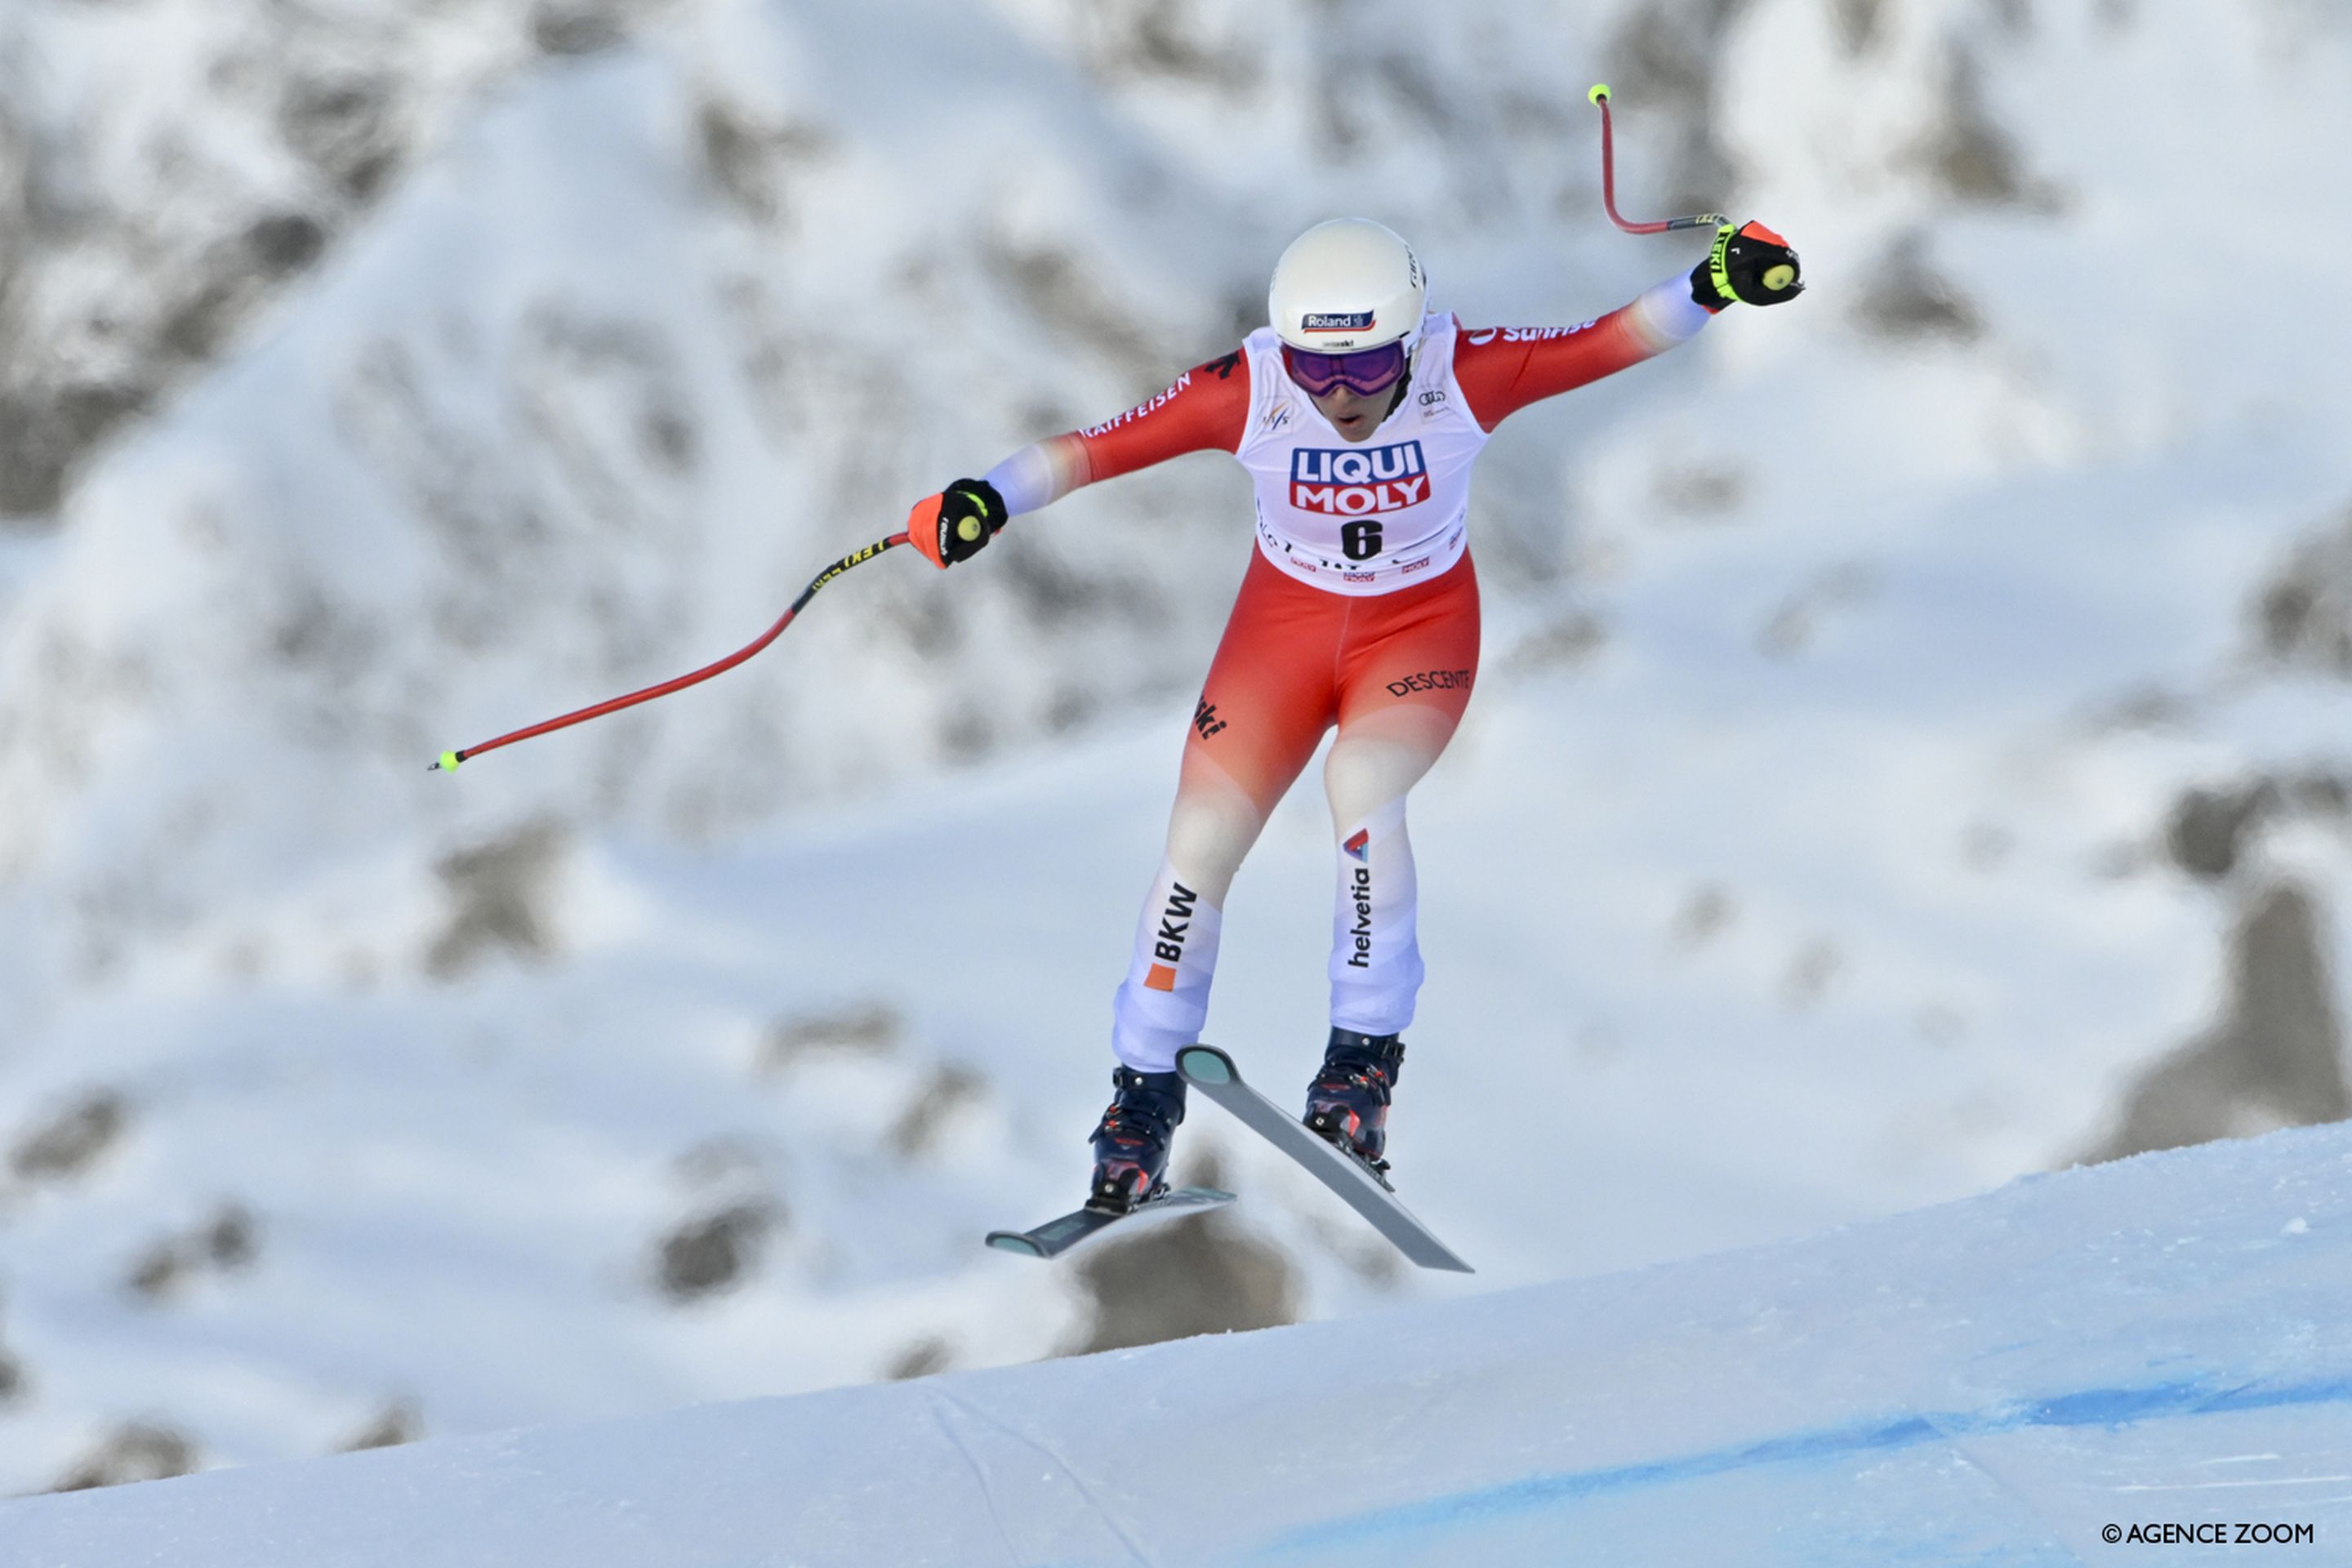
[905,478,1007,569]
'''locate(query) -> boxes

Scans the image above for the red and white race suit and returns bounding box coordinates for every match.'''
[978,277,1713,1072]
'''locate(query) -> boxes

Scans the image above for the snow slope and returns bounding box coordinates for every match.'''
[6,1122,2347,1566]
[0,653,2216,1492]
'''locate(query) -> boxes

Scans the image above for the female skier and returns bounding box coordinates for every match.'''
[904,216,1801,1212]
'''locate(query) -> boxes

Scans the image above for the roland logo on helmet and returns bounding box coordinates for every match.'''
[1270,217,1428,354]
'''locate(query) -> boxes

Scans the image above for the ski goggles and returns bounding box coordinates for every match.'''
[1281,341,1408,398]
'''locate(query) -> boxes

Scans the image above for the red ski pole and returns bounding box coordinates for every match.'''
[1588,84,1728,235]
[430,530,911,773]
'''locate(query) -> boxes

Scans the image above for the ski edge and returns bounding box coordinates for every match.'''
[984,1184,1236,1262]
[983,1231,1048,1258]
[1177,1044,1473,1274]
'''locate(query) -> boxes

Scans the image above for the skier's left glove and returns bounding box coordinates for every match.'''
[905,478,1008,569]
[1690,220,1803,313]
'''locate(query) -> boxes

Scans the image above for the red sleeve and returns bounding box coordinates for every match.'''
[1070,350,1251,483]
[1453,304,1678,433]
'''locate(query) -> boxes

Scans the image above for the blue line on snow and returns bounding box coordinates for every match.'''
[1263,1374,2352,1553]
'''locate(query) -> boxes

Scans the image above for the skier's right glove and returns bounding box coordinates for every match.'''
[1689,220,1803,313]
[905,478,1007,569]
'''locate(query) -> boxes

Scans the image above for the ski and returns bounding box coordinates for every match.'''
[1177,1045,1473,1273]
[985,1184,1235,1261]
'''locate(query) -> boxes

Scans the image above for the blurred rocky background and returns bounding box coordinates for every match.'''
[1,0,2348,1494]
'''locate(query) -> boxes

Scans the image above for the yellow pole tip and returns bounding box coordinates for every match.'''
[1764,264,1796,291]
[1588,83,1611,104]
[957,518,982,541]
[438,750,462,773]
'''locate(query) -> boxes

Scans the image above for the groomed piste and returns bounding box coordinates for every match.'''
[7,1123,2347,1566]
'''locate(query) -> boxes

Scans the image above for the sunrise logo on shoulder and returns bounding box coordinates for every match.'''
[1343,828,1370,862]
[1290,441,1430,516]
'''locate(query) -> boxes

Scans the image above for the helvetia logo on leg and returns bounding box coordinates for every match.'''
[1347,866,1373,969]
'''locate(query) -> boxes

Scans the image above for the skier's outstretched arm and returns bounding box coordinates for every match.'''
[904,351,1252,568]
[1457,218,1801,432]
[1454,278,1710,431]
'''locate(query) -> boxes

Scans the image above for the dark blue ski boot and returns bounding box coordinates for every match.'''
[1088,1066,1187,1214]
[1303,1027,1405,1172]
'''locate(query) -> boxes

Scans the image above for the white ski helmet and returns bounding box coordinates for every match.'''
[1267,217,1427,355]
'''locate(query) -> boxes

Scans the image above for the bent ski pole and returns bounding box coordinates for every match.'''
[1587,84,1728,235]
[430,530,911,773]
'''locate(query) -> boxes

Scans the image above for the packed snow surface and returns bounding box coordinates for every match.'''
[6,1123,2348,1566]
